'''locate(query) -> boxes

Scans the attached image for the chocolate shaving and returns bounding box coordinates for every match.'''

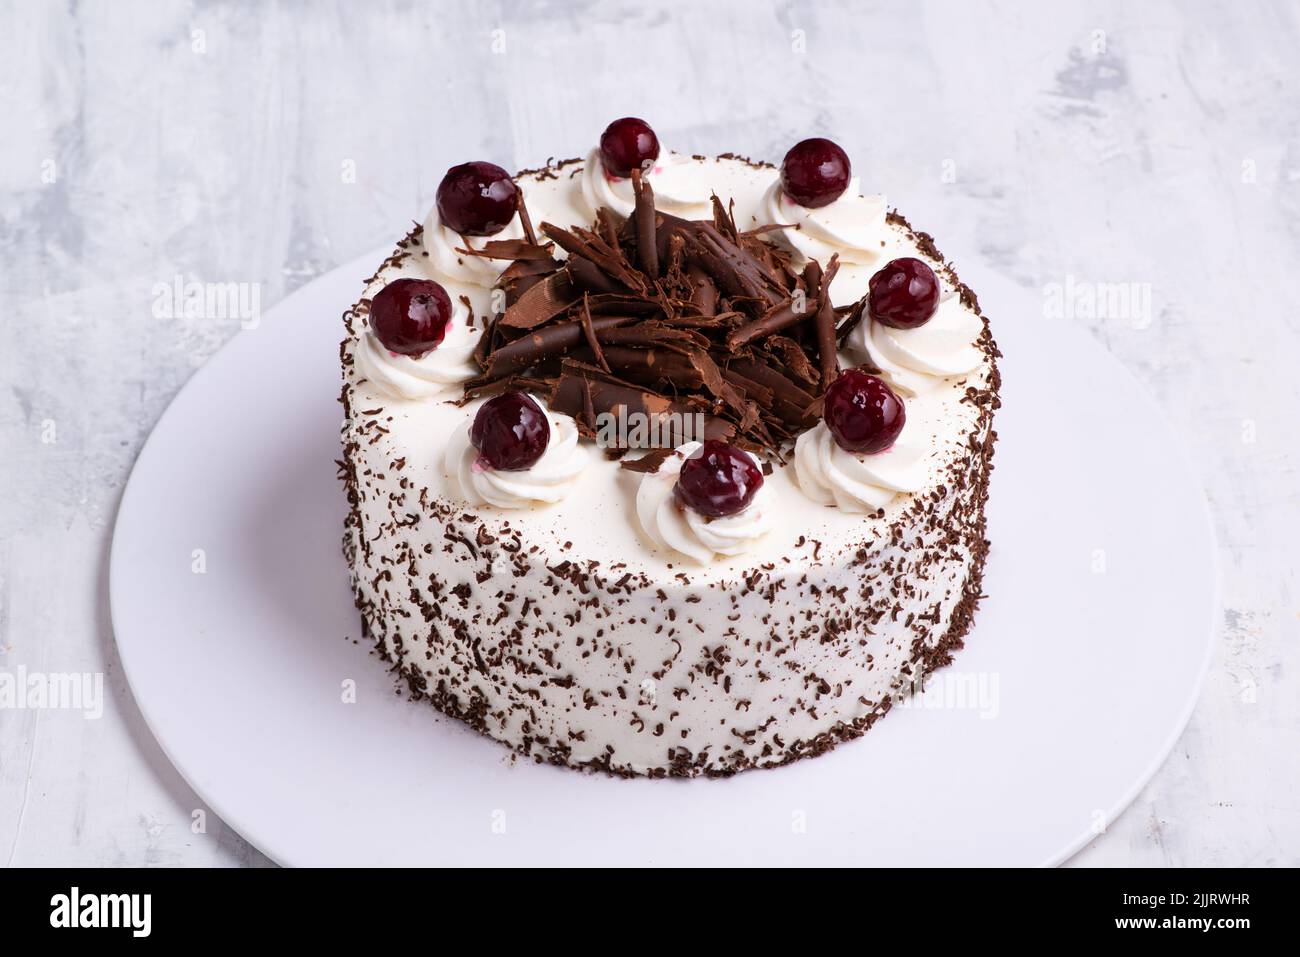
[457,238,554,261]
[569,256,627,296]
[814,254,841,389]
[498,271,574,329]
[619,448,674,474]
[726,296,812,350]
[549,359,734,448]
[578,294,609,373]
[479,312,630,379]
[597,345,705,388]
[630,168,660,278]
[517,195,538,246]
[687,264,717,317]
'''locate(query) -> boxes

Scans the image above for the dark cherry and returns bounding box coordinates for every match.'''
[868,257,940,329]
[470,392,549,471]
[369,278,453,356]
[780,137,851,208]
[673,440,764,519]
[823,370,906,455]
[435,161,519,236]
[599,117,660,178]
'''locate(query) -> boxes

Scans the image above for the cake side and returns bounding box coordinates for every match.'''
[339,151,999,777]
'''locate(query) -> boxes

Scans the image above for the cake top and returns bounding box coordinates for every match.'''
[345,118,996,570]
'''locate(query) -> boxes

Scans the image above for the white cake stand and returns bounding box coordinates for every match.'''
[110,249,1217,866]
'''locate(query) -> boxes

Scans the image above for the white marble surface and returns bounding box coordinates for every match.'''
[1,0,1296,867]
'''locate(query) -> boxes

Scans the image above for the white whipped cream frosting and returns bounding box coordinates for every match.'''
[422,203,526,287]
[760,177,888,266]
[794,423,927,513]
[354,296,478,400]
[579,148,714,220]
[850,291,985,396]
[635,442,774,564]
[445,400,588,509]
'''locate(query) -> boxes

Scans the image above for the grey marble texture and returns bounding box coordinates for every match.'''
[1,0,1296,866]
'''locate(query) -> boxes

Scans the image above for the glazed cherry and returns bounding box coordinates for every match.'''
[869,257,940,329]
[599,117,660,178]
[780,137,851,208]
[673,441,764,519]
[823,370,906,455]
[369,278,453,356]
[435,161,520,236]
[470,392,549,471]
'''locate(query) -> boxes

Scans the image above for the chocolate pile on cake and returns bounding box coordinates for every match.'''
[466,180,867,463]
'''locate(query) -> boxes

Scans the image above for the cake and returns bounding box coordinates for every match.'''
[338,119,1000,777]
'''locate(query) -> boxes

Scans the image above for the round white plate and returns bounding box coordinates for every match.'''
[111,248,1217,867]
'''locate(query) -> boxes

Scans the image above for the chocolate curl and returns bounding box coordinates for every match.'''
[665,231,686,280]
[742,223,795,239]
[721,368,774,407]
[689,348,755,424]
[455,238,554,261]
[653,208,699,266]
[517,194,538,246]
[549,360,734,448]
[591,344,744,421]
[499,255,561,307]
[814,254,841,390]
[837,297,868,348]
[728,357,819,427]
[568,255,627,296]
[725,290,816,350]
[597,322,709,352]
[710,194,739,241]
[481,313,631,379]
[803,259,823,302]
[540,222,645,293]
[579,293,610,373]
[598,345,705,388]
[724,258,821,351]
[769,335,820,388]
[630,168,660,278]
[596,207,623,250]
[692,224,786,311]
[498,271,575,329]
[471,318,495,371]
[687,264,717,317]
[750,235,801,291]
[583,295,661,316]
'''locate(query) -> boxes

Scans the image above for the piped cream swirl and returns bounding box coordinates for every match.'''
[760,177,888,267]
[354,297,478,400]
[444,401,587,509]
[422,204,526,287]
[794,423,927,513]
[579,148,713,220]
[850,291,985,396]
[635,442,773,564]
